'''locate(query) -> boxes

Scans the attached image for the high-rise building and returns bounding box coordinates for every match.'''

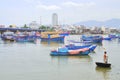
[52,13,58,26]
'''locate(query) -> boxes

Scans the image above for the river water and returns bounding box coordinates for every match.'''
[0,35,120,80]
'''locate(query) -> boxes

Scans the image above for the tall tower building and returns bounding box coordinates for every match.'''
[52,13,58,26]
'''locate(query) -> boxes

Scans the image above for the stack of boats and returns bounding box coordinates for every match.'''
[1,31,41,42]
[1,31,69,43]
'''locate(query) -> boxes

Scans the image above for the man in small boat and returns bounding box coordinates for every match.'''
[104,51,108,63]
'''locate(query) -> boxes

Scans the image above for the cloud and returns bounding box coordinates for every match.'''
[24,0,36,3]
[36,4,61,10]
[62,1,96,8]
[36,2,95,11]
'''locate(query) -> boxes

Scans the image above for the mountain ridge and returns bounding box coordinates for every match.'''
[75,18,120,27]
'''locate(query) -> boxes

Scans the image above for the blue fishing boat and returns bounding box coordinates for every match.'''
[50,45,97,56]
[40,32,65,43]
[15,31,40,42]
[16,37,35,42]
[81,35,103,43]
[108,34,117,38]
[15,34,37,42]
[1,32,16,41]
[41,36,65,43]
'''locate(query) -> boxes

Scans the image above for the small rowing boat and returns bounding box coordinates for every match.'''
[95,62,111,68]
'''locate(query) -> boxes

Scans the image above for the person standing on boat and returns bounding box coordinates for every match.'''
[103,51,108,63]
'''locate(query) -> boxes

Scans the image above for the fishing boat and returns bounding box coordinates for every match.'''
[50,47,89,56]
[81,35,103,43]
[95,62,111,67]
[40,31,65,43]
[1,32,16,41]
[108,34,117,38]
[50,45,96,56]
[15,31,40,42]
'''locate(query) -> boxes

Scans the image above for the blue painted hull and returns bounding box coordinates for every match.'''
[81,35,103,43]
[59,32,69,36]
[41,36,65,43]
[15,35,39,42]
[50,45,97,56]
[1,35,16,41]
[108,34,117,38]
[50,50,90,56]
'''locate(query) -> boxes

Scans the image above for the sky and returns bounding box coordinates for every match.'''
[0,0,120,27]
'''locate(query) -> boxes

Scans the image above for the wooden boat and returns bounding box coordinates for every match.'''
[81,35,103,43]
[15,32,40,42]
[50,45,96,56]
[1,32,16,41]
[108,34,117,38]
[40,31,65,43]
[50,48,90,56]
[95,62,111,67]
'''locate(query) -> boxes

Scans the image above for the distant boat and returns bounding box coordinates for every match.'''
[108,34,117,38]
[81,35,103,43]
[95,62,111,68]
[15,32,40,42]
[1,32,16,41]
[40,31,65,43]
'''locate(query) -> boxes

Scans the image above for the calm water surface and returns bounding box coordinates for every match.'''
[0,35,120,80]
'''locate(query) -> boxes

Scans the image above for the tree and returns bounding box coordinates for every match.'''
[23,24,28,28]
[9,25,13,28]
[39,25,46,29]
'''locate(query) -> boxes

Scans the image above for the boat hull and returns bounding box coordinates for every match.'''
[81,35,103,43]
[95,62,111,67]
[41,36,65,43]
[50,45,97,56]
[50,50,90,56]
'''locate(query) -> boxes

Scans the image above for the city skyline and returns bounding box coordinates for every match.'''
[0,0,120,26]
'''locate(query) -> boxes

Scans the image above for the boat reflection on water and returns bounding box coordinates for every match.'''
[117,38,120,43]
[95,66,111,80]
[51,55,92,65]
[2,40,15,44]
